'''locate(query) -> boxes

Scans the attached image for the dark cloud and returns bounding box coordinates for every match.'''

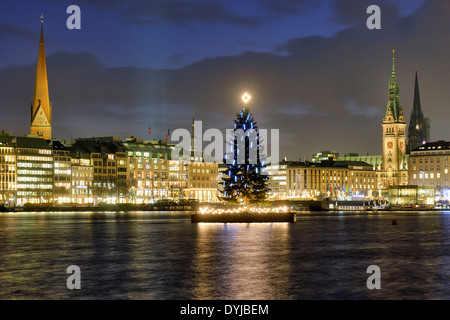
[0,23,38,42]
[0,0,448,160]
[58,0,313,27]
[260,0,309,15]
[332,0,399,25]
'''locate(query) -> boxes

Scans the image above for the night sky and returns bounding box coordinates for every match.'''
[0,0,448,161]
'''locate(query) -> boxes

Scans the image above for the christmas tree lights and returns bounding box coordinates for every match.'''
[219,93,269,204]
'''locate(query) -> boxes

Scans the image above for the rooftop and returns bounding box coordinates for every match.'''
[412,140,450,152]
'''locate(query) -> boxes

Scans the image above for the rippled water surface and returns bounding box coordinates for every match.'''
[0,211,449,299]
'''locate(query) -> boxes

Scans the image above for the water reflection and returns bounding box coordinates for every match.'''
[192,223,291,299]
[0,211,449,299]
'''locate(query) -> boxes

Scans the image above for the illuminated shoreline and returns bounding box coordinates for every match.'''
[192,206,296,223]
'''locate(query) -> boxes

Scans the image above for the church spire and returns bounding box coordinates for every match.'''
[391,49,397,85]
[407,70,430,153]
[30,16,52,140]
[384,50,404,123]
[413,70,421,112]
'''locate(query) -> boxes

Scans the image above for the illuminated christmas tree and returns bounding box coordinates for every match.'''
[219,93,269,204]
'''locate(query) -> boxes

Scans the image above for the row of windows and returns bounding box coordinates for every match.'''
[192,168,216,174]
[73,181,92,186]
[0,156,14,162]
[17,155,52,161]
[412,157,449,163]
[17,162,53,168]
[17,184,53,189]
[288,170,376,177]
[0,182,16,189]
[73,172,93,178]
[0,165,15,172]
[16,149,52,155]
[0,147,14,154]
[55,169,71,175]
[412,166,448,173]
[17,177,52,182]
[412,173,448,180]
[17,191,52,196]
[17,170,53,176]
[130,164,167,170]
[129,152,168,159]
[192,176,216,181]
[54,162,70,168]
[94,168,116,174]
[54,157,71,162]
[93,160,116,167]
[189,183,217,188]
[71,159,91,166]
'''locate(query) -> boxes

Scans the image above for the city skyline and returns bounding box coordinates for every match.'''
[0,0,448,161]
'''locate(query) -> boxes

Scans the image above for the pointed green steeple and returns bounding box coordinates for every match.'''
[384,50,403,123]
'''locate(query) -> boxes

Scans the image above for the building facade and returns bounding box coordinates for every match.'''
[123,137,178,204]
[15,137,53,205]
[0,134,16,206]
[265,160,378,200]
[52,140,72,204]
[71,155,94,205]
[70,137,128,204]
[408,141,450,190]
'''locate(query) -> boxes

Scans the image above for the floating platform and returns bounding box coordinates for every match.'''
[191,211,296,223]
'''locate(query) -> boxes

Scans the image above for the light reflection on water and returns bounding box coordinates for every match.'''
[191,223,291,299]
[0,211,449,299]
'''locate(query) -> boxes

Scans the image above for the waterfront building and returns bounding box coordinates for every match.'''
[123,137,177,203]
[0,134,16,206]
[30,19,52,140]
[51,140,71,204]
[265,159,377,200]
[407,71,430,154]
[265,163,288,200]
[70,154,94,205]
[408,141,450,190]
[380,51,408,188]
[388,185,434,208]
[185,160,219,202]
[70,137,127,204]
[183,116,219,203]
[14,136,53,205]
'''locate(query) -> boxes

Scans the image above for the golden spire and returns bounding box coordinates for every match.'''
[30,16,52,139]
[392,49,395,60]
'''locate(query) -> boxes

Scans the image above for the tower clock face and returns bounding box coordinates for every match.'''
[38,116,44,123]
[387,142,393,148]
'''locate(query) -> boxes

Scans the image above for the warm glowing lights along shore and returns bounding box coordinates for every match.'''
[191,206,296,223]
[198,206,289,215]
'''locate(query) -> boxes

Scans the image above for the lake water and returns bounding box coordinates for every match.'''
[0,210,449,300]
